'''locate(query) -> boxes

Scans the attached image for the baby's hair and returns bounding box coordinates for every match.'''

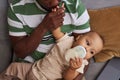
[86,31,104,55]
[91,31,104,44]
[81,31,104,46]
[89,31,104,48]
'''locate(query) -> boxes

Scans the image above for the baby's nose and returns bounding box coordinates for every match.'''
[85,47,90,52]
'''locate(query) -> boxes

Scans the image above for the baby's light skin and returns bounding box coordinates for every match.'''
[52,3,103,80]
[52,27,103,80]
[72,32,103,60]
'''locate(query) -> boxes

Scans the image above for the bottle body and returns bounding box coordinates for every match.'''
[65,46,86,62]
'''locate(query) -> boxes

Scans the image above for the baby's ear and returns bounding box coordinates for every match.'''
[75,35,82,41]
[75,36,80,41]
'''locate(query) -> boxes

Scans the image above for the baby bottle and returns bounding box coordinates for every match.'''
[65,45,86,62]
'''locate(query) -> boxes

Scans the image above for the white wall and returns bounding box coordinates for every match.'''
[82,0,120,9]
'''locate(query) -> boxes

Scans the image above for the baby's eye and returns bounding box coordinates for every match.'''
[90,51,94,55]
[86,40,90,46]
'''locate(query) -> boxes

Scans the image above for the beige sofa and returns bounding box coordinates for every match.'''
[85,6,120,80]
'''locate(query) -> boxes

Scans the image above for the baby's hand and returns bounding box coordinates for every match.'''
[69,57,83,70]
[51,3,65,34]
[51,3,65,39]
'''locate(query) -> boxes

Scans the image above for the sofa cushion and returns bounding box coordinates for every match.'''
[88,6,120,62]
[0,0,12,73]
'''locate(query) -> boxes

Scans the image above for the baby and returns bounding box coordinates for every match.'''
[0,28,103,80]
[51,27,103,80]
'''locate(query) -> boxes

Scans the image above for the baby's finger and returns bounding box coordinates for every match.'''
[62,3,65,8]
[74,57,81,66]
[79,58,83,63]
[70,59,77,67]
[75,57,80,64]
[52,8,56,12]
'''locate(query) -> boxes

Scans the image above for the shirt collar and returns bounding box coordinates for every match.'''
[34,0,47,12]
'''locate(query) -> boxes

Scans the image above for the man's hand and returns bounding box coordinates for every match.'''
[69,57,83,70]
[40,3,65,31]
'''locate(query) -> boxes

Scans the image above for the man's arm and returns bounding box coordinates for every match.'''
[9,6,65,58]
[10,24,47,58]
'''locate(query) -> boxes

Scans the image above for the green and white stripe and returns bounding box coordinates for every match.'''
[8,0,90,62]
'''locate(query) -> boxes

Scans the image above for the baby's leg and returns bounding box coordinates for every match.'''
[0,62,32,80]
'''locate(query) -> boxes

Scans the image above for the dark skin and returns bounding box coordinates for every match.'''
[10,0,64,58]
[37,0,61,11]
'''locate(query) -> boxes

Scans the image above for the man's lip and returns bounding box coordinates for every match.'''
[51,4,59,9]
[58,0,62,2]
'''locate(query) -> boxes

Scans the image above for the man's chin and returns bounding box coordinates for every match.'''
[42,7,52,12]
[40,5,52,12]
[45,8,52,12]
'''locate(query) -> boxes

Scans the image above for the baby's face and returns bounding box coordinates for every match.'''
[72,32,103,59]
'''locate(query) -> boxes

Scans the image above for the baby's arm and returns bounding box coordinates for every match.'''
[52,3,65,40]
[52,27,64,40]
[63,57,83,80]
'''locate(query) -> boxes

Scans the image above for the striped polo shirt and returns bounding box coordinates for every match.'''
[8,0,90,62]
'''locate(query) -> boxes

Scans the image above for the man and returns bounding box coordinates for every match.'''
[8,0,90,63]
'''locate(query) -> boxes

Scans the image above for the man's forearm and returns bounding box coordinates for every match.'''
[12,24,48,58]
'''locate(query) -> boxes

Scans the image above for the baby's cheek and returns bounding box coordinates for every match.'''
[85,54,92,59]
